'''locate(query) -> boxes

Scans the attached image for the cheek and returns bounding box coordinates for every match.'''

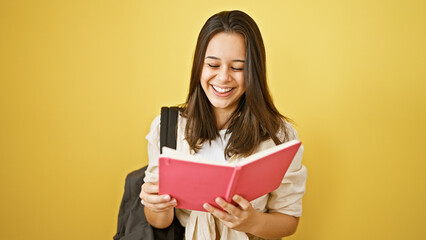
[235,73,245,88]
[200,68,214,84]
[200,70,211,90]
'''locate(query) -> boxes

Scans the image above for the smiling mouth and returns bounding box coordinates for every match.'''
[212,85,234,94]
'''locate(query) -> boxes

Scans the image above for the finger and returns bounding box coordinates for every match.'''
[232,195,251,211]
[144,198,177,212]
[203,203,235,222]
[215,197,241,216]
[145,194,172,204]
[142,182,159,194]
[139,186,148,200]
[139,183,158,200]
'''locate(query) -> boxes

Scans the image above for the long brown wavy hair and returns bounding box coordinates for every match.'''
[180,10,291,158]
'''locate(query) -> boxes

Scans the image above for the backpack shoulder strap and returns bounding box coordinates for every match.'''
[160,106,179,153]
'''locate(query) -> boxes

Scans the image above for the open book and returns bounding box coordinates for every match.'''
[158,140,301,212]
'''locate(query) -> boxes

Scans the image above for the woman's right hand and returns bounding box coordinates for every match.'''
[140,182,177,212]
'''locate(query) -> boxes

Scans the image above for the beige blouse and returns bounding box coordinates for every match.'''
[144,115,307,240]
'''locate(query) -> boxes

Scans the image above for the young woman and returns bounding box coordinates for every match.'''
[140,10,307,239]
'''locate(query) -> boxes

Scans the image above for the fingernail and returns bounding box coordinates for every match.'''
[203,203,210,210]
[215,197,223,204]
[233,195,239,201]
[171,199,177,204]
[163,195,170,201]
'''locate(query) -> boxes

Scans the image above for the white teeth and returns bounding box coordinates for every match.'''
[212,85,232,93]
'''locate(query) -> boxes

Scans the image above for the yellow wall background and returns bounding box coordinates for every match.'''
[1,0,425,239]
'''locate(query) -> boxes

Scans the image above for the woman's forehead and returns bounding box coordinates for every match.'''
[205,32,246,60]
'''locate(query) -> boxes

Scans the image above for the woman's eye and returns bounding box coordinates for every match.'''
[231,67,244,71]
[207,64,219,68]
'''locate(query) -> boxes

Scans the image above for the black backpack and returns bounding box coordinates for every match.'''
[113,107,185,240]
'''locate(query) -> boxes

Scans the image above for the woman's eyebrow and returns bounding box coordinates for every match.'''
[205,56,220,60]
[205,56,245,62]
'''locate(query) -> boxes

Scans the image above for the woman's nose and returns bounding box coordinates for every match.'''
[216,67,230,82]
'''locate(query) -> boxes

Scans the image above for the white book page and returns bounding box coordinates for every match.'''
[236,140,300,166]
[161,147,232,167]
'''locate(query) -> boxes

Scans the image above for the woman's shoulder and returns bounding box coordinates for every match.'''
[150,114,161,127]
[145,115,161,143]
[278,118,300,142]
[147,110,186,130]
[146,112,187,142]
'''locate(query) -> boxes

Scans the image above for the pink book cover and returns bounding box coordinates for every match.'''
[159,140,301,212]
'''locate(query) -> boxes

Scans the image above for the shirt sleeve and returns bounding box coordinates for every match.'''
[266,122,308,217]
[143,115,161,183]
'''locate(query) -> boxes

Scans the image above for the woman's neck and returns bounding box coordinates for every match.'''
[214,108,234,130]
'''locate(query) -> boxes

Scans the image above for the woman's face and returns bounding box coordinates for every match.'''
[200,32,246,117]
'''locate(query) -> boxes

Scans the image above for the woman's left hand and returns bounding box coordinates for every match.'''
[203,195,260,233]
